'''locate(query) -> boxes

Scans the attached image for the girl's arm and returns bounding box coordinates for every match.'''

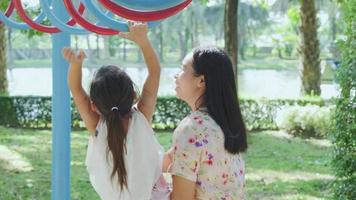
[162,148,174,172]
[119,22,161,124]
[62,48,99,133]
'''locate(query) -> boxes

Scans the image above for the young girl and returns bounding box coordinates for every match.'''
[165,47,248,200]
[62,22,170,200]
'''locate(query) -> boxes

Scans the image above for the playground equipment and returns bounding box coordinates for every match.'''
[0,0,192,199]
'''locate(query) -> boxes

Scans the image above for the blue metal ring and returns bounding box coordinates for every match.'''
[82,0,160,32]
[0,2,47,30]
[39,0,89,35]
[113,0,185,11]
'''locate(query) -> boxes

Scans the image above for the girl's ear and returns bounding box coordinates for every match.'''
[197,75,206,88]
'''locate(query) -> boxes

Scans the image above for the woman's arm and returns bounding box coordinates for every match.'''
[118,22,161,124]
[170,176,196,200]
[168,119,204,200]
[62,48,99,133]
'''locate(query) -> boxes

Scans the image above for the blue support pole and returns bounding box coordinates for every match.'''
[51,1,71,200]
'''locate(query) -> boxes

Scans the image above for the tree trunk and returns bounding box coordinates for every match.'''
[191,18,195,48]
[74,35,79,50]
[159,25,164,62]
[7,27,13,65]
[102,36,110,59]
[178,30,186,60]
[86,35,95,64]
[123,40,127,62]
[299,0,321,96]
[330,16,336,41]
[224,0,238,81]
[96,35,100,59]
[86,35,91,49]
[191,8,199,47]
[137,47,143,62]
[0,23,8,95]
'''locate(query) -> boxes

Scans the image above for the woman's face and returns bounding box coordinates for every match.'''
[174,54,205,107]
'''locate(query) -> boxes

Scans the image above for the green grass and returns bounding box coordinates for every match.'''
[0,127,333,200]
[246,132,333,199]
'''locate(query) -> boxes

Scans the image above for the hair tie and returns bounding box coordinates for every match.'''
[111,106,119,112]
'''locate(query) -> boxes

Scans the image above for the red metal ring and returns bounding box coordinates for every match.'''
[13,0,86,33]
[63,0,119,35]
[98,0,192,22]
[5,1,15,17]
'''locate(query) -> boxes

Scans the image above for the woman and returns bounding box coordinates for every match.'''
[166,47,248,200]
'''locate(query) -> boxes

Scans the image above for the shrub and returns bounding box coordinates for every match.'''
[276,105,332,138]
[0,96,332,131]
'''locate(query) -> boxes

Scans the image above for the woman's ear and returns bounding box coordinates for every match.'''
[197,75,206,88]
[90,101,99,114]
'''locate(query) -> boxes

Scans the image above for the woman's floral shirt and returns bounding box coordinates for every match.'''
[170,110,246,200]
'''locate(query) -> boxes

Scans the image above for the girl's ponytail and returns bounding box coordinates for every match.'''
[106,110,128,190]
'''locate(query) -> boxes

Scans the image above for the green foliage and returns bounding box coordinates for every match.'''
[0,1,8,10]
[331,0,356,199]
[0,96,332,131]
[276,105,332,138]
[287,6,300,25]
[152,97,191,129]
[0,1,44,38]
[0,97,18,126]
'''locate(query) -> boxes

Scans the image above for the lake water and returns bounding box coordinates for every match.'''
[7,68,339,99]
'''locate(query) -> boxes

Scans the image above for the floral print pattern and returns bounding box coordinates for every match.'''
[170,110,246,200]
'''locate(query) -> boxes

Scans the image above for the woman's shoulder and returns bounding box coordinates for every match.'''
[179,111,205,128]
[174,110,214,138]
[186,110,217,128]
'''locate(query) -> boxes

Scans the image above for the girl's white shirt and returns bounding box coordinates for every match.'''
[85,108,170,200]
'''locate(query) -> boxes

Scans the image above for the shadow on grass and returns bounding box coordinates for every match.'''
[0,127,333,199]
[246,131,332,174]
[247,179,332,200]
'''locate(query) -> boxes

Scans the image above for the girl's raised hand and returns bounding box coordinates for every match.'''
[62,47,87,65]
[118,21,149,47]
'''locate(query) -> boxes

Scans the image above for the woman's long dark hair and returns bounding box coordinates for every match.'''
[89,65,135,190]
[192,47,247,154]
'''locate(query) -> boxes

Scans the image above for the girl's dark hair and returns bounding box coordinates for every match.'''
[89,65,135,190]
[192,47,247,154]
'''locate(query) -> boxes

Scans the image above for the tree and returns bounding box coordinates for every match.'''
[238,1,269,60]
[224,0,238,80]
[0,2,8,95]
[299,0,321,96]
[331,1,356,199]
[204,4,224,44]
[0,1,46,95]
[271,0,322,96]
